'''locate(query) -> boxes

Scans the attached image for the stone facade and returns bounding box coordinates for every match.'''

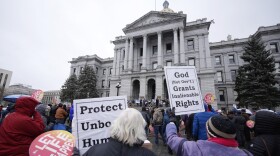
[0,68,13,100]
[69,4,280,110]
[41,90,61,105]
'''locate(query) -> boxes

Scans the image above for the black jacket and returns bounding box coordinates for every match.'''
[83,139,156,156]
[248,134,280,156]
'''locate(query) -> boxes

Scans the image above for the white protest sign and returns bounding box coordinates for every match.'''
[164,66,204,115]
[73,96,127,155]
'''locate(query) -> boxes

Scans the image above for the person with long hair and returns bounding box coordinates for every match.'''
[83,108,156,156]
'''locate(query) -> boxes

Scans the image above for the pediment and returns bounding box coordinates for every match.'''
[123,11,186,33]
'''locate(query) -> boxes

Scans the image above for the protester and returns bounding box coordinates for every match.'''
[83,108,156,156]
[140,106,150,136]
[49,103,58,123]
[55,103,68,124]
[247,111,280,156]
[0,103,15,125]
[0,97,45,155]
[35,103,54,131]
[152,107,166,145]
[192,105,215,140]
[166,115,252,156]
[232,111,246,147]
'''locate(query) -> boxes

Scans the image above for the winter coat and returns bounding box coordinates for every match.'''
[0,97,45,156]
[55,107,68,119]
[166,123,252,156]
[248,111,280,156]
[36,104,53,131]
[83,138,156,156]
[192,112,215,140]
[69,105,74,121]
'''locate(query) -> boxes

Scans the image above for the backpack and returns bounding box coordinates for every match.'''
[153,109,163,125]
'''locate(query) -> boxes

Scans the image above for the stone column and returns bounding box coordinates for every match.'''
[173,28,179,65]
[179,27,186,65]
[204,34,212,68]
[116,49,121,76]
[157,31,163,70]
[112,49,117,76]
[155,75,163,101]
[124,38,129,70]
[198,35,205,69]
[128,37,134,73]
[142,34,147,71]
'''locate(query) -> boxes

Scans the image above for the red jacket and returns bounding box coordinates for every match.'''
[0,97,45,156]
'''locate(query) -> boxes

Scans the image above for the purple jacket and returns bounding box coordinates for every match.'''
[166,123,252,156]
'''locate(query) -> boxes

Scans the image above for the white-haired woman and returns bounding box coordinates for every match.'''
[83,108,156,156]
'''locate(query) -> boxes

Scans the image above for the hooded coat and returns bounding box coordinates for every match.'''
[0,97,45,156]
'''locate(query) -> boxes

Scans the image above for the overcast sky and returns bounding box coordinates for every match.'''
[1,0,280,91]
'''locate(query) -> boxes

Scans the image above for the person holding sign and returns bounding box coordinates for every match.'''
[83,108,156,156]
[0,97,45,156]
[166,115,253,156]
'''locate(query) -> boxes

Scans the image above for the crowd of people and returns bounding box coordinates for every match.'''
[0,96,279,156]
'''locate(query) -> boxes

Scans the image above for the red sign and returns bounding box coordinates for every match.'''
[32,90,44,102]
[29,130,75,156]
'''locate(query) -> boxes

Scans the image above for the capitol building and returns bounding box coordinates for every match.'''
[69,1,280,109]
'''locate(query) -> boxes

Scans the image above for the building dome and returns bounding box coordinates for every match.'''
[161,0,174,13]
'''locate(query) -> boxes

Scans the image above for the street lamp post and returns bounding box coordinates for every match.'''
[116,82,121,96]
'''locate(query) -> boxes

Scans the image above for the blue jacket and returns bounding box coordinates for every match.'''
[69,105,74,121]
[192,112,215,140]
[166,123,252,156]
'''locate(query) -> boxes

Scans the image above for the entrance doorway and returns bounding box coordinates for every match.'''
[147,79,155,100]
[132,80,140,100]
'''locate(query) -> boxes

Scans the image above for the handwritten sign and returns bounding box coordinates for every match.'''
[73,96,127,155]
[164,66,204,115]
[29,130,75,156]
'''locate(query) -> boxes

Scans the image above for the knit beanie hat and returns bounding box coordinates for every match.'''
[206,115,236,139]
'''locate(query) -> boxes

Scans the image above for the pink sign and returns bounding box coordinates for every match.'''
[32,90,44,102]
[204,93,215,104]
[29,130,75,156]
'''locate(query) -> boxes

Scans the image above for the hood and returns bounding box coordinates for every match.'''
[15,97,39,117]
[35,104,47,115]
[254,111,280,136]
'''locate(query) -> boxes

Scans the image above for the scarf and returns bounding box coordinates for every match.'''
[208,137,238,147]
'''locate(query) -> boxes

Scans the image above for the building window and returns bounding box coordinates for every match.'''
[96,67,98,74]
[153,46,158,55]
[108,80,110,88]
[106,91,110,97]
[275,62,280,74]
[217,71,223,82]
[166,43,172,53]
[187,39,194,50]
[0,73,3,84]
[140,48,143,57]
[139,63,142,71]
[153,62,158,70]
[103,69,106,75]
[219,90,225,101]
[270,43,279,53]
[122,65,124,71]
[102,80,105,88]
[80,67,83,73]
[188,58,195,66]
[100,93,103,97]
[2,74,8,88]
[73,68,76,74]
[229,54,235,64]
[123,50,125,60]
[166,61,172,66]
[215,56,221,65]
[109,68,112,75]
[231,70,236,81]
